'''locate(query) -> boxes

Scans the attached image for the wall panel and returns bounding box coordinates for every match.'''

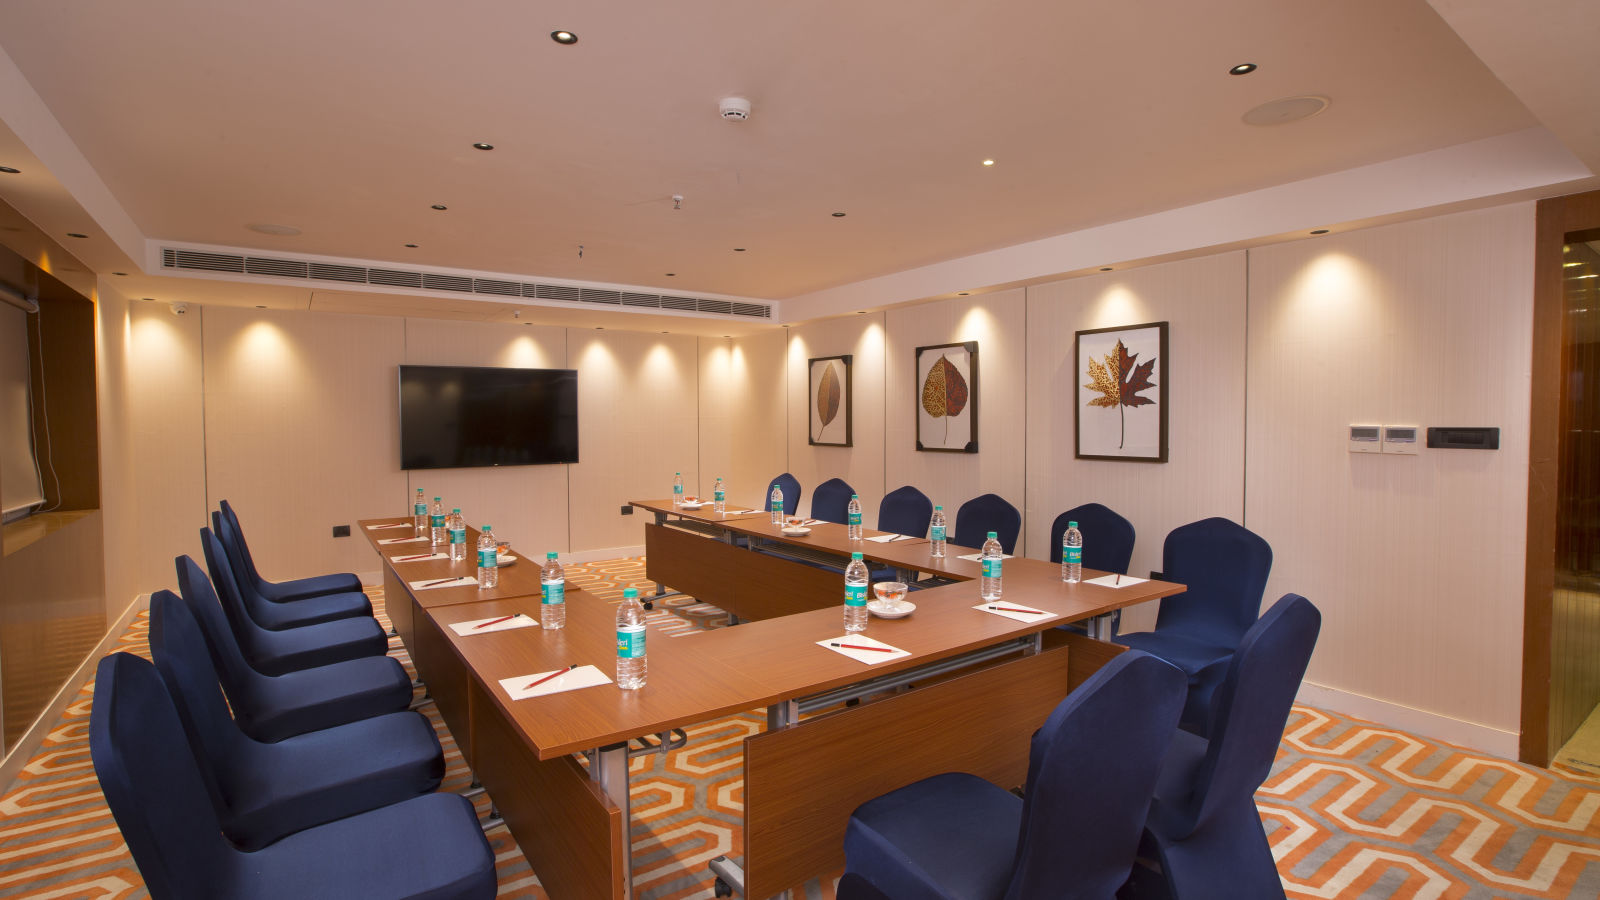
[785,316,886,524]
[726,330,788,511]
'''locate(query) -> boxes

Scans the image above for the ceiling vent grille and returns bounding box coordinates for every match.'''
[160,247,772,319]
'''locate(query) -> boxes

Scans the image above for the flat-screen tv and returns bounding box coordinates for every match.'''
[399,365,578,469]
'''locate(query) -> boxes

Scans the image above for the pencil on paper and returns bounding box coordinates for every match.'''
[830,642,894,653]
[393,553,435,562]
[524,665,575,690]
[421,576,463,588]
[1115,574,1121,585]
[474,615,516,630]
[986,606,1041,615]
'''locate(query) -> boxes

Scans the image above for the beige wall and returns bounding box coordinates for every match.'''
[785,315,888,523]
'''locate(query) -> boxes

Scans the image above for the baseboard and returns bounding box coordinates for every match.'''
[0,592,150,792]
[1296,680,1520,760]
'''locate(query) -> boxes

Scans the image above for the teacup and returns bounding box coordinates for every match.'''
[496,541,511,556]
[873,582,909,604]
[683,495,698,504]
[785,516,804,528]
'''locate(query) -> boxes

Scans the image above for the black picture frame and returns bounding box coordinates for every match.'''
[808,354,853,447]
[915,341,978,453]
[1074,321,1168,462]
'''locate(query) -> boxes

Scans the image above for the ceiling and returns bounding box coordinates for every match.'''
[0,0,1594,324]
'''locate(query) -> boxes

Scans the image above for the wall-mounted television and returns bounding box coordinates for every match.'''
[398,365,578,469]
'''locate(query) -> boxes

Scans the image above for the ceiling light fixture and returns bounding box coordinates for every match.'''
[472,142,494,151]
[551,30,578,44]
[430,204,448,211]
[112,272,127,276]
[665,272,676,277]
[832,212,846,217]
[856,310,867,315]
[733,248,746,252]
[1309,229,1330,235]
[405,243,418,248]
[982,159,995,167]
[1229,63,1258,75]
[66,232,88,239]
[0,166,20,174]
[958,292,969,296]
[255,305,267,309]
[1100,267,1113,271]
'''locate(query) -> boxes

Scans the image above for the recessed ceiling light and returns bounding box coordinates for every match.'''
[733,248,746,252]
[831,212,847,217]
[430,204,448,211]
[142,297,156,302]
[255,305,267,309]
[981,159,995,167]
[661,331,670,334]
[112,272,127,276]
[665,273,676,276]
[523,322,531,326]
[1242,95,1329,127]
[1309,229,1330,235]
[1229,63,1258,75]
[958,292,969,296]
[723,335,731,338]
[551,30,578,44]
[595,326,605,330]
[856,310,867,315]
[404,243,418,248]
[249,223,301,236]
[472,142,494,151]
[0,166,20,174]
[1100,267,1113,272]
[66,232,88,239]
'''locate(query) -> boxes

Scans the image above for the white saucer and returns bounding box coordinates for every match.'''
[867,599,915,619]
[497,555,517,566]
[780,526,812,536]
[680,502,705,510]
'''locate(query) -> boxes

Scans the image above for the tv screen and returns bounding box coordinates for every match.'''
[398,365,578,469]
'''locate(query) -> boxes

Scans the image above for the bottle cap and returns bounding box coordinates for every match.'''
[483,525,492,531]
[987,531,997,539]
[434,496,441,501]
[676,471,681,475]
[851,494,858,499]
[623,587,639,598]
[546,551,558,559]
[1068,521,1078,528]
[453,508,461,513]
[935,505,942,510]
[851,552,863,560]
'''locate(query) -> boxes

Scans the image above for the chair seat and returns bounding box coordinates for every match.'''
[256,571,364,603]
[247,590,373,630]
[222,710,443,851]
[844,772,1021,900]
[240,655,414,743]
[228,792,496,900]
[1113,631,1233,678]
[243,615,391,677]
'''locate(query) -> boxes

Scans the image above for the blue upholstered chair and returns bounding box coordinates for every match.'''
[842,651,1186,900]
[217,499,363,602]
[768,473,802,517]
[212,509,373,628]
[1049,503,1135,574]
[1123,594,1320,900]
[811,478,856,525]
[90,652,497,900]
[149,590,443,850]
[198,530,390,675]
[174,555,411,742]
[877,485,933,538]
[953,493,1021,554]
[1115,517,1272,680]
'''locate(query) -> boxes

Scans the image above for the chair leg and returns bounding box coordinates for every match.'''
[1146,801,1285,900]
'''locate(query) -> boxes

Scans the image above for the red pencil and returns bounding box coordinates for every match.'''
[474,614,516,630]
[421,576,464,587]
[1115,574,1121,585]
[393,553,435,562]
[829,642,895,652]
[987,605,1041,615]
[524,665,575,691]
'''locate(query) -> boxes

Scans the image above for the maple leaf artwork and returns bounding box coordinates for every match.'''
[1084,339,1157,449]
[921,354,969,442]
[817,362,842,428]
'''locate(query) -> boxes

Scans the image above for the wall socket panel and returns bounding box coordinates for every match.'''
[1349,424,1381,453]
[1381,425,1419,454]
[332,524,351,537]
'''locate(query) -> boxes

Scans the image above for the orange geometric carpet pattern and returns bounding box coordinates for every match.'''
[1,557,1598,898]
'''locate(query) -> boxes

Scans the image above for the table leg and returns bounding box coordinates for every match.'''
[1086,613,1114,640]
[592,743,633,898]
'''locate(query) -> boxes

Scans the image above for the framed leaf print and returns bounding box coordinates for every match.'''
[915,341,978,453]
[1075,321,1167,462]
[808,354,853,447]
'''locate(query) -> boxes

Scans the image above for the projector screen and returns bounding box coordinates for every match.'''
[398,365,579,470]
[1,303,44,519]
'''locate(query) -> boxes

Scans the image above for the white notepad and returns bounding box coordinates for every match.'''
[974,602,1057,623]
[817,634,911,665]
[865,533,918,543]
[409,575,478,591]
[449,613,538,636]
[1083,574,1147,588]
[500,665,612,700]
[956,552,1015,562]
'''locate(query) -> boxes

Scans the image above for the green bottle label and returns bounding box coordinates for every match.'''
[617,625,646,659]
[477,548,497,568]
[1065,547,1082,565]
[673,484,683,496]
[931,525,945,541]
[845,584,867,607]
[982,558,1002,578]
[414,502,426,516]
[431,514,445,528]
[848,511,862,526]
[771,497,782,512]
[715,489,725,502]
[449,527,465,545]
[543,581,565,605]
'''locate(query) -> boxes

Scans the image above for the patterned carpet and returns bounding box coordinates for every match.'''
[1,558,1598,898]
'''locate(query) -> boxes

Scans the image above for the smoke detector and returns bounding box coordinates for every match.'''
[719,97,751,121]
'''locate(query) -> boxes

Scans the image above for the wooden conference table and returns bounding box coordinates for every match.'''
[361,503,1183,900]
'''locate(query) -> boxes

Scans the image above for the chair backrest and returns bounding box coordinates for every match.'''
[811,478,855,525]
[199,527,263,643]
[89,653,232,897]
[877,485,933,537]
[1049,503,1135,573]
[953,493,1021,554]
[768,473,802,516]
[1003,650,1185,900]
[149,589,247,812]
[216,500,264,592]
[1154,517,1273,648]
[174,553,263,697]
[1154,594,1320,840]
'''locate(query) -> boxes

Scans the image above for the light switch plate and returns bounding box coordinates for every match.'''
[1382,425,1419,455]
[1349,424,1381,453]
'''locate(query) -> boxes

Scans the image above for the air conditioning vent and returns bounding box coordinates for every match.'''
[159,246,772,321]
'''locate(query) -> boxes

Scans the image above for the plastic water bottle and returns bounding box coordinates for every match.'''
[929,505,947,558]
[541,552,566,630]
[672,472,684,507]
[1062,520,1083,583]
[980,531,1003,600]
[616,587,647,690]
[447,508,467,562]
[430,497,446,549]
[413,488,427,536]
[476,526,498,590]
[847,494,863,540]
[713,477,726,513]
[844,552,869,633]
[770,483,784,524]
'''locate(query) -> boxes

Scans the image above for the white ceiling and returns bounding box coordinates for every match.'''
[0,0,1593,324]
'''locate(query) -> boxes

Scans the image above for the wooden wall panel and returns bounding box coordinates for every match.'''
[1247,204,1534,736]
